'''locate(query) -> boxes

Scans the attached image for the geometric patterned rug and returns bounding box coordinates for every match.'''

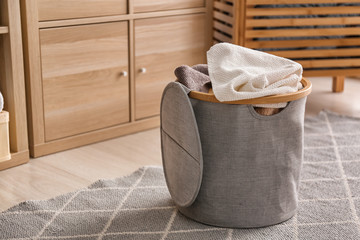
[1,110,360,239]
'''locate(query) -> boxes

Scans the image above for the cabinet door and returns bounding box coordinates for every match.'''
[135,14,205,120]
[133,0,205,13]
[40,22,129,141]
[37,0,127,21]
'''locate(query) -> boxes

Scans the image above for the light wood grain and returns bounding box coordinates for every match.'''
[213,11,233,24]
[304,68,360,77]
[0,26,8,34]
[213,30,232,42]
[214,21,232,35]
[332,76,345,93]
[0,0,29,170]
[20,0,46,148]
[37,0,127,21]
[0,150,29,170]
[298,58,360,69]
[248,0,360,5]
[246,27,360,38]
[31,116,160,157]
[246,6,360,16]
[233,0,246,46]
[247,17,360,27]
[133,0,204,13]
[204,0,214,51]
[22,0,211,156]
[40,22,129,141]
[266,48,360,59]
[37,8,208,29]
[246,38,360,49]
[134,14,206,120]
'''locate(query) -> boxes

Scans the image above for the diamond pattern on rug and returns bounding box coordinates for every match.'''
[1,110,360,240]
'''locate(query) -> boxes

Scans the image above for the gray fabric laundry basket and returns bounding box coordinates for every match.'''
[160,78,312,228]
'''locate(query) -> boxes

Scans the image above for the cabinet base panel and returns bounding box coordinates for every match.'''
[30,116,160,158]
[0,150,30,170]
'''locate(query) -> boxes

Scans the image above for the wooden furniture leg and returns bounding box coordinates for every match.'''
[332,76,345,93]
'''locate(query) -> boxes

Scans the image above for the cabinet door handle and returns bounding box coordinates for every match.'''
[139,68,147,74]
[120,71,128,77]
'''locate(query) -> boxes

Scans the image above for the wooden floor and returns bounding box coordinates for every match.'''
[0,76,360,211]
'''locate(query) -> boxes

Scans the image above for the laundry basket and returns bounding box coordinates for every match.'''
[160,78,312,228]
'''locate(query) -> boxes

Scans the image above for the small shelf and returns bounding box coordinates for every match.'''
[0,26,9,34]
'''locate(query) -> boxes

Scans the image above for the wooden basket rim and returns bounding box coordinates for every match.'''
[188,77,312,105]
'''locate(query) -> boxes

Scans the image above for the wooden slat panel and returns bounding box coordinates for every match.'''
[297,58,360,68]
[133,0,204,13]
[247,16,360,27]
[40,22,130,141]
[213,40,220,45]
[0,26,8,34]
[214,20,233,35]
[247,0,360,5]
[247,6,360,17]
[246,27,360,38]
[266,48,360,58]
[214,1,233,13]
[303,68,360,77]
[245,38,360,49]
[37,0,127,21]
[213,11,233,24]
[214,30,232,42]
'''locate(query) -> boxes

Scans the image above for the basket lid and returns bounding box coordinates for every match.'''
[160,82,203,207]
[189,77,312,105]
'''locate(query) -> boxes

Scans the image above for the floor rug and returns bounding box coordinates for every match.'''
[1,110,360,239]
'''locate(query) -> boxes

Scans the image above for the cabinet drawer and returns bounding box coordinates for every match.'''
[135,14,206,120]
[37,0,127,21]
[40,22,129,141]
[133,0,205,13]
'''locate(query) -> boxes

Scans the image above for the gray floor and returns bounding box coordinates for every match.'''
[0,76,359,211]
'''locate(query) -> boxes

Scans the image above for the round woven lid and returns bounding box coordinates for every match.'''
[160,82,203,207]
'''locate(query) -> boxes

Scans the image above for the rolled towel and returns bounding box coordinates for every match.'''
[207,43,303,108]
[175,64,211,93]
[0,92,3,112]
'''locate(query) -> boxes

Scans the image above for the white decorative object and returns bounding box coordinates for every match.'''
[0,92,3,112]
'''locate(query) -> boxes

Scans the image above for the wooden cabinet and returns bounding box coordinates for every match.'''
[133,0,205,13]
[0,0,29,170]
[37,0,127,21]
[21,0,212,157]
[135,14,205,119]
[40,22,129,141]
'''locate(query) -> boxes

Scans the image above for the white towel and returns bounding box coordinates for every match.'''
[0,92,3,112]
[207,43,303,108]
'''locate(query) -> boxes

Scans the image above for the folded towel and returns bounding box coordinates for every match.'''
[207,43,303,108]
[0,92,3,112]
[175,64,211,93]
